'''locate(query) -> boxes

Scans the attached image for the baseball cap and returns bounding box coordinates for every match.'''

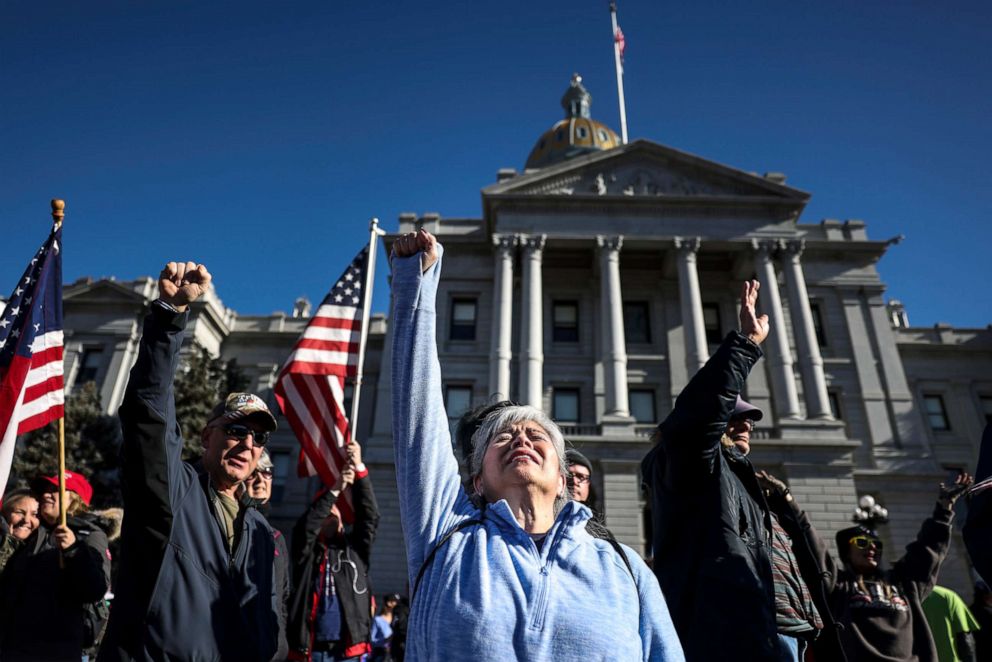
[208,392,278,433]
[33,471,94,505]
[731,395,763,422]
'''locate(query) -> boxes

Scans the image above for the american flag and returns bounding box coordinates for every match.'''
[0,224,64,497]
[615,26,626,61]
[274,246,369,513]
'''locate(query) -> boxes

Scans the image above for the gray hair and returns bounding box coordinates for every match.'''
[469,405,570,513]
[257,448,274,471]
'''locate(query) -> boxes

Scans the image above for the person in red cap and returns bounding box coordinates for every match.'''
[0,469,111,661]
[98,261,280,662]
[643,281,825,662]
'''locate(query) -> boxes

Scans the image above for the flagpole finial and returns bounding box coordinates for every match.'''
[51,199,65,224]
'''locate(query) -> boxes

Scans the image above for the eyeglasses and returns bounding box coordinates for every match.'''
[570,472,590,485]
[252,467,274,480]
[848,535,882,551]
[219,423,269,447]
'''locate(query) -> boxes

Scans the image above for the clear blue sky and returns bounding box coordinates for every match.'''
[2,1,989,326]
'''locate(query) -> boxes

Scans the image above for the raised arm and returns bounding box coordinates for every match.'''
[645,281,767,492]
[894,472,972,597]
[344,441,380,566]
[118,262,212,537]
[390,230,475,581]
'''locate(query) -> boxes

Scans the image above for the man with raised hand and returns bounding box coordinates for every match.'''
[99,261,280,662]
[643,281,822,661]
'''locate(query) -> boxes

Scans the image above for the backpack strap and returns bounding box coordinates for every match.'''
[604,535,634,579]
[411,517,484,604]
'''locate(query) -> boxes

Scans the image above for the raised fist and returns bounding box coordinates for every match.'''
[392,229,438,273]
[346,441,363,467]
[159,261,212,312]
[739,280,770,346]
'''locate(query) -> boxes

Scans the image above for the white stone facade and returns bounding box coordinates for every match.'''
[46,138,992,598]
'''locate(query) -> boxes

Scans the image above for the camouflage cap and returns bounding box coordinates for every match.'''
[208,392,278,432]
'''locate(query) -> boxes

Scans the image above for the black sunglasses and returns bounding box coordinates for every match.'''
[220,423,269,447]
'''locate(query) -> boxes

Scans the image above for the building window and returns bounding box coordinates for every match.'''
[449,298,477,341]
[552,301,579,342]
[629,389,656,423]
[702,304,722,345]
[982,396,992,425]
[623,302,651,345]
[76,348,103,385]
[552,388,580,423]
[923,394,950,431]
[445,385,473,437]
[811,302,827,348]
[576,126,588,139]
[828,391,843,420]
[270,451,292,503]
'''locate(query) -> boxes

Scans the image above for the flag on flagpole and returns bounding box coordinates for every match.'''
[274,245,370,516]
[615,25,626,62]
[0,224,64,497]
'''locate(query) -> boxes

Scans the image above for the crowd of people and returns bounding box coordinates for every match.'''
[0,238,988,661]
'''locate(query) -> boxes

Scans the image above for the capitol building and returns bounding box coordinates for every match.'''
[40,76,992,595]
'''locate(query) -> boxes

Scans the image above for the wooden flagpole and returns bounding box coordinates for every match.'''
[51,199,67,530]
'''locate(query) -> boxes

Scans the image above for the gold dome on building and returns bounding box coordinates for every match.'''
[525,74,621,170]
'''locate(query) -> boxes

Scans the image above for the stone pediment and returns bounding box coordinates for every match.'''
[484,139,808,202]
[64,277,154,304]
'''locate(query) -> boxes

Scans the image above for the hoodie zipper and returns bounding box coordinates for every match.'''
[528,515,568,631]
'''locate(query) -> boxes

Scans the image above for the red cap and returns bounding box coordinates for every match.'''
[35,471,94,505]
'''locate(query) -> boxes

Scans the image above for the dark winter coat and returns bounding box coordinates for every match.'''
[642,331,783,661]
[287,473,379,660]
[808,502,952,661]
[98,304,279,662]
[0,515,111,661]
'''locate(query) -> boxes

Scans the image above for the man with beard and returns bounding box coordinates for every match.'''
[98,261,280,661]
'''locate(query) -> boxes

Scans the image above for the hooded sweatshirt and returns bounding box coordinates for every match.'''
[390,246,684,662]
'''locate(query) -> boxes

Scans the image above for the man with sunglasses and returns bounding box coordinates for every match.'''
[99,261,280,662]
[643,281,824,661]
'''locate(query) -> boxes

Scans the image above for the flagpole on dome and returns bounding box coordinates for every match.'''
[610,1,629,144]
[51,199,69,531]
[348,218,386,443]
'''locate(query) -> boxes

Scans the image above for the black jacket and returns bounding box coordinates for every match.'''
[288,473,379,659]
[98,305,279,662]
[642,331,783,661]
[0,516,111,661]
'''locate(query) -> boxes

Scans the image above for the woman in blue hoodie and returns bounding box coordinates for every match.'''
[390,230,684,662]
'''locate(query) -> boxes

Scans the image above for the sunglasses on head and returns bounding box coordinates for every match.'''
[219,423,269,447]
[848,535,882,550]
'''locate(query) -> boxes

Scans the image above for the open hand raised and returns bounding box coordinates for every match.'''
[739,280,770,346]
[938,471,974,508]
[159,261,212,312]
[392,229,438,273]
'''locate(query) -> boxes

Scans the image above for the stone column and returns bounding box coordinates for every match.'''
[780,239,832,419]
[674,237,709,374]
[519,235,546,409]
[488,234,517,400]
[751,239,801,420]
[597,236,630,418]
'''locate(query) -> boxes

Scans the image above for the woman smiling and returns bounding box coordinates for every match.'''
[390,230,684,661]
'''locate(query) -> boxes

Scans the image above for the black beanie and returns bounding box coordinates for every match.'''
[565,449,592,473]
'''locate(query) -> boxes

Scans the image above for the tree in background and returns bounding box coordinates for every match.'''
[11,381,122,506]
[174,345,248,461]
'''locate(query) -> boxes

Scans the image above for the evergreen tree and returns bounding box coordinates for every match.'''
[173,345,248,461]
[11,381,122,506]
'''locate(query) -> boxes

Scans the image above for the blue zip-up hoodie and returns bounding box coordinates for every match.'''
[390,246,685,662]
